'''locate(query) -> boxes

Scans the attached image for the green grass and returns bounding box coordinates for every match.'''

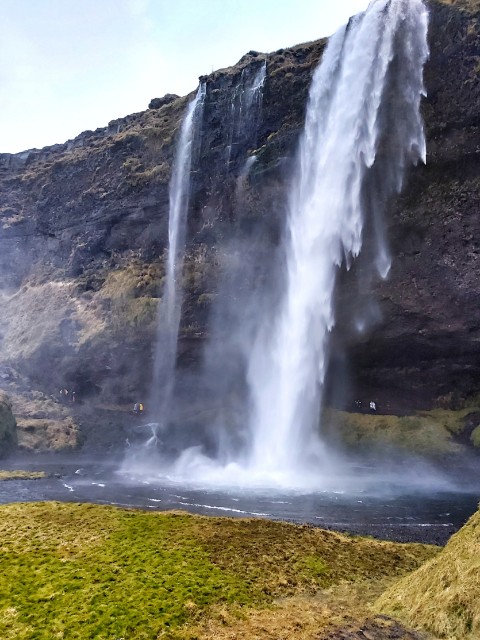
[471,426,480,447]
[324,408,471,457]
[0,504,258,639]
[0,502,437,639]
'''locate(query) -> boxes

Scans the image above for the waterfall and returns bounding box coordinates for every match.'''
[150,84,206,428]
[125,0,429,490]
[225,61,267,167]
[247,0,429,474]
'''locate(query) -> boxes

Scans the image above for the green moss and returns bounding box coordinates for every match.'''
[97,261,163,332]
[125,297,158,327]
[471,426,480,447]
[99,262,163,301]
[0,503,437,639]
[300,555,330,580]
[0,504,259,639]
[417,408,470,435]
[324,409,463,457]
[326,403,480,457]
[196,292,216,307]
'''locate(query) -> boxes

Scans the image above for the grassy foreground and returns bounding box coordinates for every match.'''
[0,502,438,640]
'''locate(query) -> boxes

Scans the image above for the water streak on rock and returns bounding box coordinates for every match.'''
[225,62,267,168]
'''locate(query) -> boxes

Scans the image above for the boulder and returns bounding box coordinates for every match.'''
[148,94,179,109]
[0,392,17,457]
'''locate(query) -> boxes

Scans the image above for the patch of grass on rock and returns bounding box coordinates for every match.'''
[325,409,464,457]
[0,470,47,481]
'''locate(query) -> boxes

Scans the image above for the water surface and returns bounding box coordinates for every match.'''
[2,453,478,545]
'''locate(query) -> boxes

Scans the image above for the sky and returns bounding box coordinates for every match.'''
[0,0,370,154]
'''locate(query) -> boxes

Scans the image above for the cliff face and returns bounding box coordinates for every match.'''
[0,38,325,406]
[335,0,480,408]
[0,0,478,446]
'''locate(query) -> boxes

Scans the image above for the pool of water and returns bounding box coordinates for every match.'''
[1,453,478,545]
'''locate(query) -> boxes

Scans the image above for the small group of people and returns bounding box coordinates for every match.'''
[59,388,76,404]
[354,399,377,413]
[132,402,144,415]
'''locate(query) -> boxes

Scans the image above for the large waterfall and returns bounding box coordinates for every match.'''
[150,84,206,428]
[247,0,429,477]
[127,0,429,490]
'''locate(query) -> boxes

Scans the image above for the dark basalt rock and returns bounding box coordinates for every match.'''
[0,392,17,458]
[148,94,179,109]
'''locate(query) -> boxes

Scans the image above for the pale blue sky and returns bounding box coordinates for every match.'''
[0,0,370,153]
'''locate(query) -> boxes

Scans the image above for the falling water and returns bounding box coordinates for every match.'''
[225,61,267,167]
[150,84,206,428]
[247,0,429,475]
[125,0,429,490]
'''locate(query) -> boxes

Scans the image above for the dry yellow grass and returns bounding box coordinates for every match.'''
[0,281,106,360]
[437,0,480,11]
[4,389,80,452]
[179,516,438,598]
[175,580,436,639]
[376,505,480,639]
[182,580,385,639]
[0,470,47,481]
[15,417,78,451]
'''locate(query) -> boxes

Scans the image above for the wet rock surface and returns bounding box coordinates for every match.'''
[0,391,17,457]
[320,615,431,640]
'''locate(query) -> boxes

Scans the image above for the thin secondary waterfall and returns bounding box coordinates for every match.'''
[150,84,206,427]
[225,61,267,167]
[247,0,429,474]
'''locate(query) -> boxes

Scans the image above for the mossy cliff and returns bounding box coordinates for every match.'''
[0,0,478,450]
[323,404,480,459]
